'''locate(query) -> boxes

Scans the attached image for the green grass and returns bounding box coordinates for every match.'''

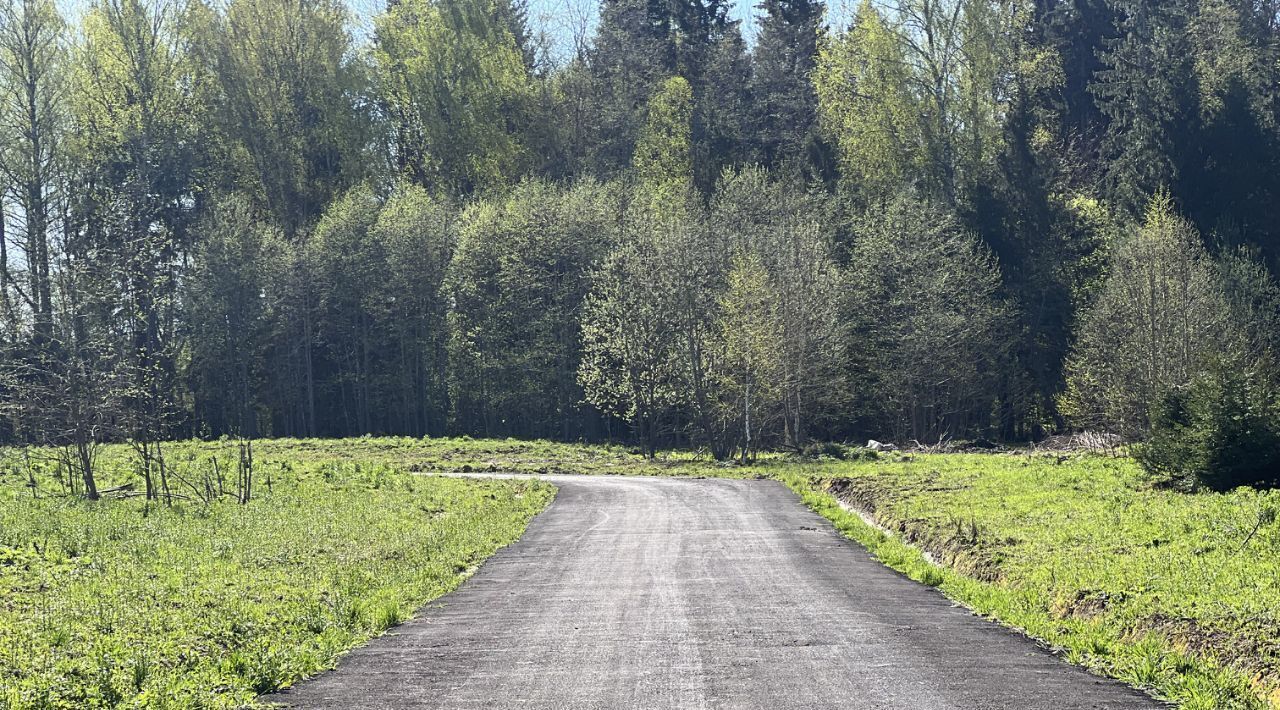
[0,440,554,709]
[230,435,759,477]
[779,452,1280,709]
[4,437,1279,709]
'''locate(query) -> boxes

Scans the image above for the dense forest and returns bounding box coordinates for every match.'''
[2,0,1279,486]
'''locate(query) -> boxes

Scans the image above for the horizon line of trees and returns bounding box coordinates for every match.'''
[2,0,1280,493]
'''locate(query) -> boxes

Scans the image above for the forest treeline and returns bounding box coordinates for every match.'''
[3,0,1280,489]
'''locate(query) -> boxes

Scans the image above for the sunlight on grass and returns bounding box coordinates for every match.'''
[780,453,1280,709]
[0,442,554,709]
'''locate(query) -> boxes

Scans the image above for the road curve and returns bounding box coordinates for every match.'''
[265,475,1164,709]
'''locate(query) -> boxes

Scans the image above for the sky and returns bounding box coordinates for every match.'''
[63,0,858,64]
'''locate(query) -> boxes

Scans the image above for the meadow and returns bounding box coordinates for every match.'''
[784,452,1280,709]
[2,437,1279,709]
[0,440,553,709]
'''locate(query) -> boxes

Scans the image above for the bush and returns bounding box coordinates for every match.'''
[1137,359,1280,491]
[802,441,849,460]
[800,442,879,461]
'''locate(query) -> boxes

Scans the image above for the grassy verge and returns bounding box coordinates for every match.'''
[234,436,757,478]
[0,441,554,709]
[779,453,1280,710]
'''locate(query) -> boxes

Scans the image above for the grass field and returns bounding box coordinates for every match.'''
[0,440,554,709]
[783,452,1280,709]
[3,437,1279,709]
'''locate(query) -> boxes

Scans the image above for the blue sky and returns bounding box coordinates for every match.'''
[64,0,855,60]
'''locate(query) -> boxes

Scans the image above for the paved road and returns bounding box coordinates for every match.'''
[266,475,1164,709]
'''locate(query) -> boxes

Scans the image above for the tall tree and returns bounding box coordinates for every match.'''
[370,183,454,436]
[814,0,920,200]
[1092,0,1198,215]
[750,0,829,176]
[711,168,843,448]
[0,0,66,343]
[193,0,371,240]
[447,179,617,438]
[185,195,277,437]
[308,185,383,435]
[816,0,1026,204]
[1061,194,1236,437]
[715,251,783,461]
[847,193,1012,442]
[578,185,688,456]
[584,0,678,176]
[374,0,534,195]
[70,0,209,441]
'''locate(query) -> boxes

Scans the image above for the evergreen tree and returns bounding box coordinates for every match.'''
[750,0,829,177]
[584,0,677,177]
[1092,0,1198,215]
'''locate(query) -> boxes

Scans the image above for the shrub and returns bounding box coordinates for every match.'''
[1060,194,1235,438]
[802,441,849,460]
[1137,359,1280,491]
[800,441,879,461]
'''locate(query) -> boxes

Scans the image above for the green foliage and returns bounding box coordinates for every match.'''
[186,195,280,437]
[369,184,455,436]
[846,193,1011,442]
[750,0,827,176]
[578,184,691,456]
[308,185,385,434]
[295,184,457,438]
[633,76,693,185]
[709,167,844,447]
[374,0,533,195]
[447,179,617,438]
[6,0,1280,471]
[1061,194,1237,438]
[799,441,877,461]
[193,0,371,237]
[814,0,916,200]
[715,252,783,461]
[1138,359,1280,491]
[580,0,679,177]
[815,0,1026,204]
[0,440,553,708]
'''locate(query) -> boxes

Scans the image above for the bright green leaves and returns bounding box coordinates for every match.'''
[815,0,1027,204]
[814,0,918,200]
[633,76,694,188]
[715,252,784,460]
[1060,193,1236,437]
[374,0,534,196]
[196,0,370,238]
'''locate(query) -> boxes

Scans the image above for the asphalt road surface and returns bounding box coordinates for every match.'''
[266,475,1165,709]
